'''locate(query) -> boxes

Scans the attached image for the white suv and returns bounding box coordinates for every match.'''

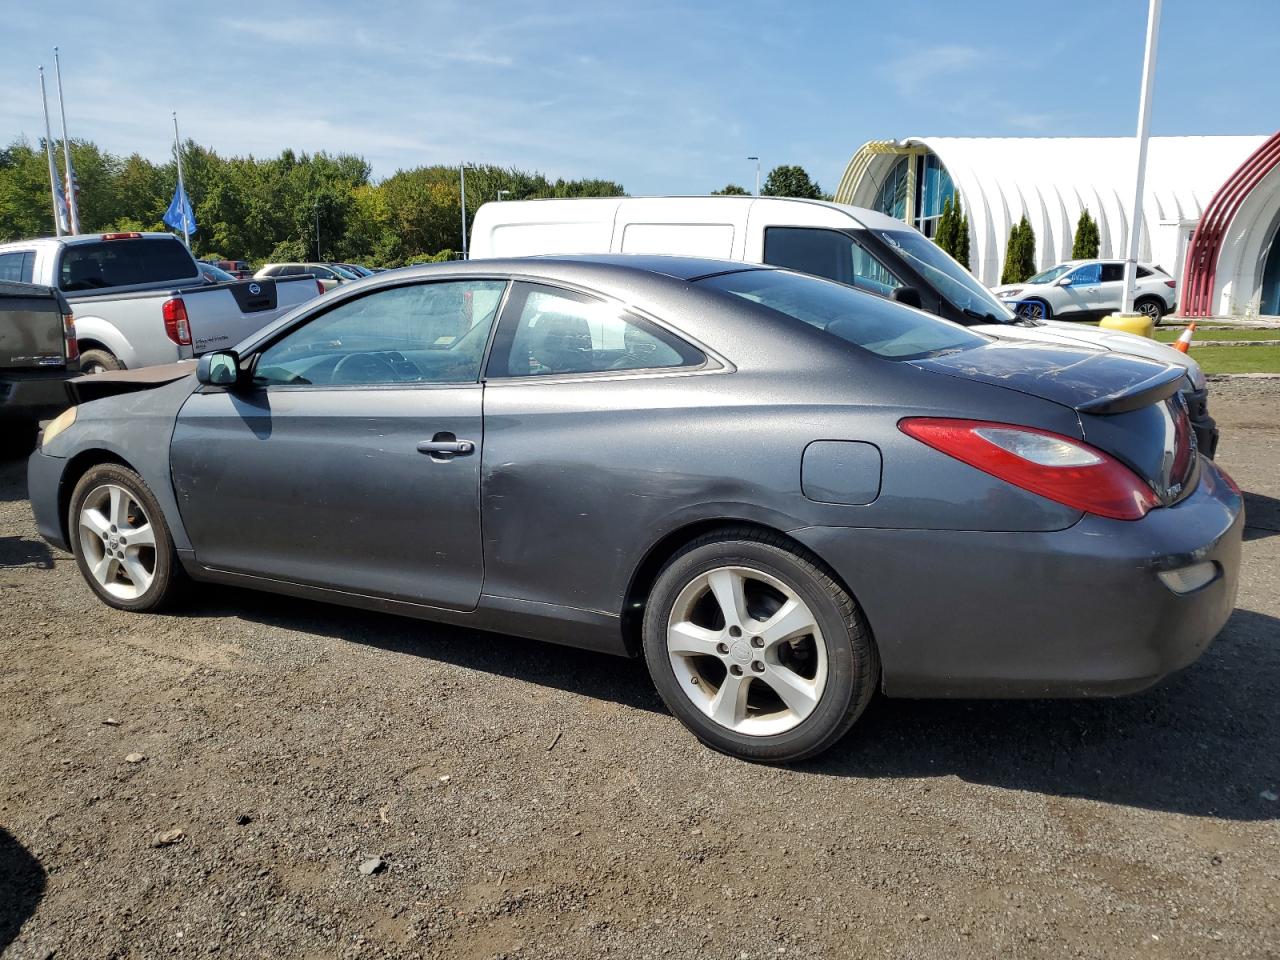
[992,259,1177,324]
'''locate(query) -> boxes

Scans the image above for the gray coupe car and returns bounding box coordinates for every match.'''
[28,256,1243,762]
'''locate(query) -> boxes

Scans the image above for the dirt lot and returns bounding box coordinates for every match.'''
[2,379,1278,960]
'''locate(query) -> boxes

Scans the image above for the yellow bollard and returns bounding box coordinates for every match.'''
[1098,313,1156,338]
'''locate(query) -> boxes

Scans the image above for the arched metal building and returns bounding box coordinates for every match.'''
[834,135,1280,317]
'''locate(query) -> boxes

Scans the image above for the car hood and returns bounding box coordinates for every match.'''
[973,319,1202,384]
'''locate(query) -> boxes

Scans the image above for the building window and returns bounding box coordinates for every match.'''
[874,156,910,221]
[914,154,955,239]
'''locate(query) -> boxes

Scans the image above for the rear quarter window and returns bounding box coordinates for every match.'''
[59,238,197,291]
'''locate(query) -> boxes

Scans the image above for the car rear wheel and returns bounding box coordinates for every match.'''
[642,529,878,763]
[70,464,184,612]
[1017,299,1050,320]
[1135,297,1166,325]
[79,349,123,375]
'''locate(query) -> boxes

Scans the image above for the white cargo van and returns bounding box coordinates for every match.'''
[469,196,1217,455]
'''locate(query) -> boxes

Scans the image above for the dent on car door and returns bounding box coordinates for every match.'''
[478,281,716,614]
[169,278,509,610]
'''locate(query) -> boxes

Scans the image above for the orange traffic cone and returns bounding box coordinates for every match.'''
[1174,321,1197,353]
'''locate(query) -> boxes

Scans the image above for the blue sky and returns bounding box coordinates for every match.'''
[1,0,1275,195]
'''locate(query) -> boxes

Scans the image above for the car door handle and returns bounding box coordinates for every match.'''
[417,438,475,455]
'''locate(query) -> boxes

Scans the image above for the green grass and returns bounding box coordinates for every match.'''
[1154,328,1280,343]
[1190,344,1280,374]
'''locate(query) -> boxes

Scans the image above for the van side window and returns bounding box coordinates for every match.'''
[764,228,903,299]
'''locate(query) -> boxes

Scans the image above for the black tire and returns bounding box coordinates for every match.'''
[0,420,40,458]
[69,463,185,612]
[1018,298,1051,321]
[1135,297,1166,326]
[79,349,123,374]
[641,528,879,763]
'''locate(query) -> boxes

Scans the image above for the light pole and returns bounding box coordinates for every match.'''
[314,200,321,262]
[747,156,760,196]
[459,163,476,258]
[1121,0,1162,315]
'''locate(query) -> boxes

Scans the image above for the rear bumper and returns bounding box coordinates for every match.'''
[792,457,1243,698]
[28,447,70,552]
[0,373,73,423]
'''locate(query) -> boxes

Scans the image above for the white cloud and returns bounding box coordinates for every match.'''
[882,44,983,98]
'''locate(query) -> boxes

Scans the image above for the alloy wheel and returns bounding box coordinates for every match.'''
[1137,301,1161,320]
[1018,301,1046,320]
[666,565,828,736]
[77,483,157,600]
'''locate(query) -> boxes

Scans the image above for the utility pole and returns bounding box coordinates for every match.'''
[1122,0,1162,314]
[38,67,63,236]
[747,156,760,196]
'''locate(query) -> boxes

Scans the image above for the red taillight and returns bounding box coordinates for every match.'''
[63,313,78,362]
[162,297,192,346]
[316,279,325,297]
[1164,280,1177,288]
[100,232,142,240]
[899,417,1159,521]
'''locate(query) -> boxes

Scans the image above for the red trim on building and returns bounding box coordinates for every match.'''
[1181,131,1280,317]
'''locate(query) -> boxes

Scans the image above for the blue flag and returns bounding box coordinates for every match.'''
[163,184,197,236]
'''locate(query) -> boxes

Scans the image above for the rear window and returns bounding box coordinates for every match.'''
[699,269,988,360]
[59,238,197,292]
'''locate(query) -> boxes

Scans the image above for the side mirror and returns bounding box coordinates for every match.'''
[892,286,924,310]
[197,350,242,387]
[1056,275,1072,287]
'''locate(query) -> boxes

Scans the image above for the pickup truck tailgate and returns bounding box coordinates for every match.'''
[0,282,67,369]
[181,275,319,355]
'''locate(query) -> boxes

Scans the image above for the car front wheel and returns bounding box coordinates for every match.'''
[69,463,184,612]
[642,529,878,763]
[1017,299,1050,320]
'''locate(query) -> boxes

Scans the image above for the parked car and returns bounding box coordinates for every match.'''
[333,262,374,278]
[0,280,78,454]
[197,260,238,284]
[468,197,1218,456]
[29,257,1241,762]
[0,233,321,373]
[992,260,1177,324]
[211,259,253,280]
[256,262,358,292]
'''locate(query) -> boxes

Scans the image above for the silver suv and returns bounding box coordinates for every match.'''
[992,259,1177,324]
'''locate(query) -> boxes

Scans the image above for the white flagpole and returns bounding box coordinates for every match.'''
[172,112,191,249]
[53,46,81,235]
[38,67,64,237]
[1122,0,1161,315]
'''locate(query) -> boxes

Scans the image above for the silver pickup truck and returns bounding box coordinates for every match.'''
[0,232,320,372]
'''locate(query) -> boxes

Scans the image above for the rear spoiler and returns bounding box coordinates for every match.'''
[1074,365,1185,415]
[66,361,195,406]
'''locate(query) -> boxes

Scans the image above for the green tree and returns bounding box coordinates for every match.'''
[761,165,823,200]
[953,193,970,270]
[1001,215,1037,284]
[711,183,749,195]
[934,195,957,260]
[1072,208,1100,259]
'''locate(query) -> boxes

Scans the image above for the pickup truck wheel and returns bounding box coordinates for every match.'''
[69,464,184,612]
[79,349,123,374]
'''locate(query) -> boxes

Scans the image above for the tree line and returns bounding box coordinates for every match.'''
[0,137,625,266]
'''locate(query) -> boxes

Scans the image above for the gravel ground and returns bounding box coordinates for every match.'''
[2,379,1278,960]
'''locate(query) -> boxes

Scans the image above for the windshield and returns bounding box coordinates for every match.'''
[877,230,1015,323]
[698,269,988,361]
[329,264,360,280]
[1026,264,1073,284]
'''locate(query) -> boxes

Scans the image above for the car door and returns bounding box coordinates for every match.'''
[1054,263,1102,316]
[169,277,509,610]
[1094,262,1126,312]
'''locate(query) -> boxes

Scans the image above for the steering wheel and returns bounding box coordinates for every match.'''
[331,352,399,384]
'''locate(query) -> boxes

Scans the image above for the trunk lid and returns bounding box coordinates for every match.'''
[914,341,1198,506]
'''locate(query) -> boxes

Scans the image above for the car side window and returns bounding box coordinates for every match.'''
[0,250,34,283]
[308,265,335,279]
[491,283,703,378]
[253,280,507,387]
[764,227,903,298]
[1136,266,1153,278]
[1099,263,1125,283]
[1069,263,1103,286]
